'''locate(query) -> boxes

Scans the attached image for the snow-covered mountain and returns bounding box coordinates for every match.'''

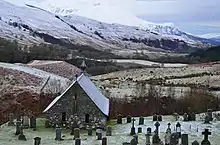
[0,0,213,56]
[199,33,220,43]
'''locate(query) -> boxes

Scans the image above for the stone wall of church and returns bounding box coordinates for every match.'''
[45,83,107,127]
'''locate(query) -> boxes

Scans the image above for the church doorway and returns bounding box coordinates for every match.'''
[85,114,90,123]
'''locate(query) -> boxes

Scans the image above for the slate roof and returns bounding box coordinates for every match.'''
[43,73,109,116]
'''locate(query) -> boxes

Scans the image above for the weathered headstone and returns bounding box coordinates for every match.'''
[147,127,152,134]
[102,137,107,145]
[34,137,41,145]
[145,131,151,145]
[97,127,102,140]
[45,119,51,128]
[176,122,181,138]
[207,109,213,121]
[183,113,188,121]
[201,129,211,145]
[8,113,14,126]
[133,134,138,143]
[22,116,29,129]
[189,112,196,121]
[74,128,80,140]
[204,115,210,124]
[170,133,179,145]
[15,119,22,135]
[153,114,158,121]
[158,115,162,121]
[138,127,142,133]
[152,133,160,144]
[75,138,81,145]
[165,131,171,145]
[192,140,199,145]
[18,125,27,141]
[55,126,63,140]
[88,127,93,136]
[127,115,132,123]
[166,123,172,133]
[130,118,136,135]
[181,134,189,145]
[130,136,138,145]
[106,126,112,136]
[139,116,144,125]
[30,116,36,129]
[117,114,123,124]
[155,122,160,135]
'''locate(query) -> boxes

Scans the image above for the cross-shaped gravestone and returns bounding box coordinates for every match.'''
[130,118,136,135]
[201,129,211,145]
[154,122,160,135]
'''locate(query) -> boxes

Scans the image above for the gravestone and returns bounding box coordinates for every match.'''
[130,136,138,145]
[192,140,199,145]
[133,134,138,143]
[8,113,14,126]
[207,109,213,121]
[34,137,41,145]
[30,116,36,129]
[139,116,144,125]
[204,115,210,124]
[88,127,93,136]
[74,128,80,140]
[152,133,160,144]
[130,118,136,135]
[127,115,132,123]
[165,131,171,145]
[176,122,181,138]
[154,122,160,135]
[166,123,171,133]
[75,138,81,145]
[138,127,142,133]
[153,114,158,121]
[201,129,211,145]
[18,125,27,141]
[102,137,107,145]
[55,126,63,140]
[97,127,102,140]
[106,126,112,136]
[15,119,22,135]
[22,116,29,129]
[183,113,188,121]
[170,133,179,145]
[189,112,196,121]
[117,114,123,124]
[147,127,152,134]
[181,134,189,145]
[158,115,162,121]
[45,119,51,128]
[145,131,151,145]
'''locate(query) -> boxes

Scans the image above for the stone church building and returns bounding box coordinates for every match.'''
[43,72,109,127]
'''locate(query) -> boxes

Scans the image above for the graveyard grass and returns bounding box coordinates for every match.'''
[1,115,220,145]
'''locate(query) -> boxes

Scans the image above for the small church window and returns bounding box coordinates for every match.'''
[85,114,90,123]
[62,112,66,122]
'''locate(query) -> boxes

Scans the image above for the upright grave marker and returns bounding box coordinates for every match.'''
[201,129,211,145]
[130,118,136,135]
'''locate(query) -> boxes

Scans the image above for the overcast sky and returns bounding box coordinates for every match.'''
[134,0,220,35]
